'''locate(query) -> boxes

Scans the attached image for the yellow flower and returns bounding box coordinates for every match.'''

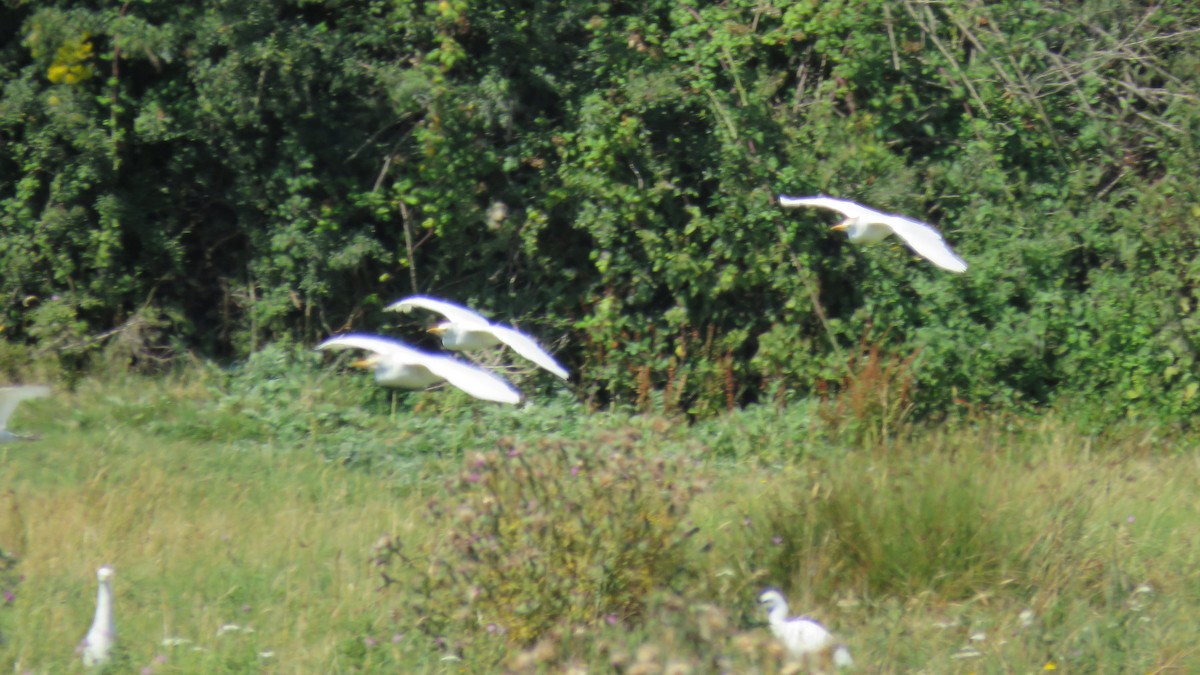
[1043,663,1057,670]
[46,33,96,84]
[47,64,66,83]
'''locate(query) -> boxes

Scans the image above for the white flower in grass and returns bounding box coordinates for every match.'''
[1019,609,1036,628]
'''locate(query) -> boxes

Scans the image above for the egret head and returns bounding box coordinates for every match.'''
[97,566,114,582]
[759,588,788,612]
[427,323,451,337]
[830,220,851,233]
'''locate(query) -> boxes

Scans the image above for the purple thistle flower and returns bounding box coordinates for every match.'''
[2,589,14,605]
[465,472,481,483]
[605,613,619,626]
[772,535,784,545]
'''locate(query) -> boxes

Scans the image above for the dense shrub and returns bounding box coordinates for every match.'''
[1,1,1198,421]
[374,433,706,663]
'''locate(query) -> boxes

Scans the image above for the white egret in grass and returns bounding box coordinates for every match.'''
[759,589,853,671]
[0,385,50,442]
[317,334,523,405]
[80,565,115,667]
[386,295,569,380]
[779,195,968,273]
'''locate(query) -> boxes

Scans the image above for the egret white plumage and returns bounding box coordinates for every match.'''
[0,385,50,442]
[317,334,523,404]
[386,296,569,380]
[779,195,968,273]
[80,565,116,667]
[759,589,853,672]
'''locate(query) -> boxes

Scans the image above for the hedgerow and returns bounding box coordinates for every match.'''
[1,1,1197,420]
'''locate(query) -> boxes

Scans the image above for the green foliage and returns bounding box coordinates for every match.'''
[0,547,17,647]
[0,1,1198,422]
[819,455,1022,597]
[377,434,706,661]
[3,370,1200,671]
[732,453,1023,601]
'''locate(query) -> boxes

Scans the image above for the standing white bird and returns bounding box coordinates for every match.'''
[759,589,853,672]
[385,296,569,380]
[779,195,968,273]
[81,565,116,667]
[317,333,523,405]
[0,385,50,442]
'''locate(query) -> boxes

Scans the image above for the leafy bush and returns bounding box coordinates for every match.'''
[376,433,706,664]
[1,1,1199,422]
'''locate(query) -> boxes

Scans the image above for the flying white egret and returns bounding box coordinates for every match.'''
[0,385,50,442]
[779,195,968,273]
[385,296,569,380]
[759,589,853,672]
[80,565,116,667]
[317,334,523,404]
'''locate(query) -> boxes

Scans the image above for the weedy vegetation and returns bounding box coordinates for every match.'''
[1,357,1197,672]
[2,0,1199,672]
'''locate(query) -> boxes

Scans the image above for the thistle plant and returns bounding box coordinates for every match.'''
[376,432,706,662]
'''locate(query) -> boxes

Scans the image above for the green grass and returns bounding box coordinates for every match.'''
[2,366,1198,673]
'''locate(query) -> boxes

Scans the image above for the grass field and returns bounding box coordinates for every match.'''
[2,359,1198,673]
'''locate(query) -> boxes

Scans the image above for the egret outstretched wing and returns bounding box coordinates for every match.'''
[488,325,570,380]
[882,214,968,273]
[386,295,569,380]
[778,195,873,220]
[779,194,967,273]
[317,334,522,404]
[385,296,490,327]
[318,334,426,363]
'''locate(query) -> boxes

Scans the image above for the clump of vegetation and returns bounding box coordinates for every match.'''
[816,332,922,445]
[0,548,18,646]
[818,454,1024,597]
[2,372,1198,671]
[500,593,791,674]
[726,455,1015,602]
[376,433,707,664]
[3,2,1200,423]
